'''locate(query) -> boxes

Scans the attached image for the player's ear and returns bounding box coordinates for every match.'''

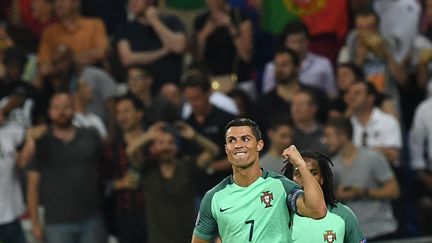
[257,140,264,152]
[225,144,228,154]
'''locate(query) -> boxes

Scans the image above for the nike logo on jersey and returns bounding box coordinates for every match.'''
[220,207,233,212]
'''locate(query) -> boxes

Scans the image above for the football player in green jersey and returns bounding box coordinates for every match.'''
[284,151,367,243]
[192,118,327,243]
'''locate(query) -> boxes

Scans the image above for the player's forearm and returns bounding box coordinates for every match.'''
[191,235,210,243]
[298,164,327,218]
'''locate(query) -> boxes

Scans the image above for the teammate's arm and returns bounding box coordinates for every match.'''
[283,145,326,219]
[191,235,210,243]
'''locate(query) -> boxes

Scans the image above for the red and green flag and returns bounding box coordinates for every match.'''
[262,0,348,41]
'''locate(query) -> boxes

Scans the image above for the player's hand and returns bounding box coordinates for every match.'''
[175,121,196,140]
[282,145,306,168]
[32,222,44,241]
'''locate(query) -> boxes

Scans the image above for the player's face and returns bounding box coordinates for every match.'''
[49,93,74,128]
[293,157,323,187]
[225,126,263,169]
[115,99,142,132]
[324,126,344,155]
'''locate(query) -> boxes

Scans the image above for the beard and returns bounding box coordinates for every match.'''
[52,116,73,128]
[275,73,297,85]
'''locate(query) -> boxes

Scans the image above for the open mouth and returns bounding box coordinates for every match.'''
[234,151,247,157]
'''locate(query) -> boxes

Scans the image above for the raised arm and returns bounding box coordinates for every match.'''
[146,6,186,54]
[175,121,220,168]
[282,145,326,219]
[192,235,210,243]
[126,122,165,169]
[117,40,169,66]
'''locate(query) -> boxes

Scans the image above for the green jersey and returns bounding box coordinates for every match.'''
[291,202,366,243]
[193,170,304,243]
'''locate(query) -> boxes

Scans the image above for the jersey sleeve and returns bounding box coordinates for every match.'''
[193,190,218,241]
[336,204,366,243]
[279,177,304,214]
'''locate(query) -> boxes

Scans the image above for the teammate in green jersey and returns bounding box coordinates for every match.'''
[192,118,327,243]
[284,151,367,243]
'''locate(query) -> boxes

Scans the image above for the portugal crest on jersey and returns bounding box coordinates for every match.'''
[323,230,337,243]
[260,191,274,208]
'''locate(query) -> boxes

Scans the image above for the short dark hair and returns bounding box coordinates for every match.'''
[280,20,309,43]
[180,68,211,93]
[225,118,262,141]
[283,151,337,207]
[115,94,145,112]
[326,117,353,140]
[337,63,365,81]
[355,7,380,25]
[268,116,293,131]
[296,88,318,107]
[274,47,300,67]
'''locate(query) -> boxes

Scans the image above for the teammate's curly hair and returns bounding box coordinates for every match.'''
[283,151,337,207]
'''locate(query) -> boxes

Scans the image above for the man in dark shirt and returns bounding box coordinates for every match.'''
[181,69,236,195]
[27,92,106,243]
[116,0,186,93]
[254,48,328,144]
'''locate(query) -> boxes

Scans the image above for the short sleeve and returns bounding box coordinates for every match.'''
[370,151,394,183]
[91,19,109,51]
[37,27,54,64]
[163,15,186,33]
[279,177,304,214]
[335,204,365,243]
[193,190,218,241]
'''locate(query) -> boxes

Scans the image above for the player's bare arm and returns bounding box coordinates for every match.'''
[282,145,327,219]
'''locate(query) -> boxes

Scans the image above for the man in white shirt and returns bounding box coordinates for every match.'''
[347,81,402,167]
[262,20,337,98]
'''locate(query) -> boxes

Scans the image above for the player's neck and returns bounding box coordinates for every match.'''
[233,165,262,187]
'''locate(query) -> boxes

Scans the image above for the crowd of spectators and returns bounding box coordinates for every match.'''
[1,0,432,242]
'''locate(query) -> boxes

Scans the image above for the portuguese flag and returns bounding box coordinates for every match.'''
[262,0,348,41]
